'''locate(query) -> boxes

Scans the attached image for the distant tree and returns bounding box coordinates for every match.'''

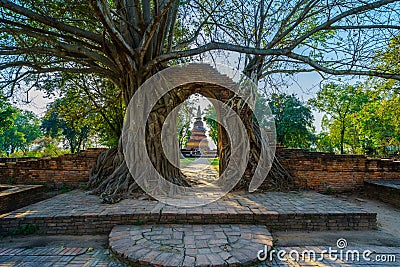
[204,105,218,145]
[0,110,42,154]
[312,37,400,155]
[309,83,369,154]
[0,126,24,155]
[352,87,400,156]
[176,99,196,149]
[42,98,94,153]
[268,93,314,148]
[315,131,336,153]
[362,36,400,155]
[374,36,400,91]
[17,111,42,149]
[30,137,65,157]
[0,95,17,134]
[40,73,125,147]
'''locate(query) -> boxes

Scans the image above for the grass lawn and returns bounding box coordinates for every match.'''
[208,158,219,173]
[180,157,196,168]
[179,157,219,173]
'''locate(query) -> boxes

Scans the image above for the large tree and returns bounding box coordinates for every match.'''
[0,94,16,134]
[310,83,369,154]
[1,0,400,202]
[0,109,42,154]
[42,98,94,153]
[269,93,314,148]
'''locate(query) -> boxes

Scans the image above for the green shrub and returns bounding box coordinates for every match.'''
[12,224,39,235]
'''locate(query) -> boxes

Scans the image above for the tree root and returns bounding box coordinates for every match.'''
[263,154,296,191]
[88,147,141,203]
[88,148,295,204]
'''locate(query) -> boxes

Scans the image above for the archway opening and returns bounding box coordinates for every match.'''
[175,94,219,186]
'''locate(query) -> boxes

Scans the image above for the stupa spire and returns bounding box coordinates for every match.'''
[185,105,210,152]
[196,105,201,119]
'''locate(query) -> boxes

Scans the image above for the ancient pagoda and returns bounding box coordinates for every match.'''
[185,106,210,153]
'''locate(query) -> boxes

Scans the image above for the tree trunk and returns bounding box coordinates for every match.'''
[88,87,191,203]
[88,82,294,203]
[340,121,346,154]
[218,98,295,191]
[68,139,76,154]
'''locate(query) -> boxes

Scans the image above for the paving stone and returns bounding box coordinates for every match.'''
[0,190,383,266]
[0,248,126,267]
[109,224,273,266]
[0,190,376,235]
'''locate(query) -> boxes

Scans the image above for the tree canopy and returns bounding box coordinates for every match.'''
[269,93,314,148]
[42,97,95,153]
[1,0,400,102]
[0,109,42,154]
[0,94,16,133]
[312,81,400,156]
[310,83,370,154]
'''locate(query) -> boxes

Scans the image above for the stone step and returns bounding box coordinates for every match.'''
[109,224,273,266]
[0,191,377,235]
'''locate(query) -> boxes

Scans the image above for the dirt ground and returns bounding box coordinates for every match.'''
[1,190,399,249]
[273,190,400,248]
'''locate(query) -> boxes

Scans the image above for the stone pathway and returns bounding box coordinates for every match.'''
[0,244,400,267]
[0,247,125,266]
[0,189,387,266]
[182,157,219,186]
[109,224,273,266]
[259,246,399,266]
[0,190,376,235]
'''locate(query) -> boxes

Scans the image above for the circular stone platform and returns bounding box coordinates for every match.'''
[109,224,273,266]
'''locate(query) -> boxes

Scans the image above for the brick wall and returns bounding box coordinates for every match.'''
[0,146,399,192]
[0,185,45,214]
[364,181,400,208]
[0,148,106,186]
[277,147,400,192]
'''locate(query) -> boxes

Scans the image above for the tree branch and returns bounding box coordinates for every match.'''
[0,18,102,51]
[0,0,103,44]
[287,51,400,80]
[288,0,399,50]
[327,25,400,30]
[138,0,175,60]
[91,0,137,58]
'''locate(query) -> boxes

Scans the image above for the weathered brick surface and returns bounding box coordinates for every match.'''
[0,185,44,214]
[109,224,273,267]
[0,190,377,235]
[0,148,106,186]
[0,248,125,266]
[1,146,399,192]
[277,147,400,192]
[364,181,400,208]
